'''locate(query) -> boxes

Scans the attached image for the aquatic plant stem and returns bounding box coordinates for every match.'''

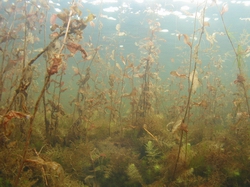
[172,0,207,180]
[0,1,25,132]
[14,75,51,187]
[0,10,18,102]
[4,9,78,115]
[54,4,74,133]
[0,32,64,137]
[4,33,63,118]
[59,5,73,54]
[216,3,250,116]
[42,9,49,137]
[136,30,154,125]
[118,57,127,135]
[22,1,27,69]
[14,4,74,185]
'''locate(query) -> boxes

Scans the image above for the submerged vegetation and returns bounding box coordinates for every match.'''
[0,0,250,186]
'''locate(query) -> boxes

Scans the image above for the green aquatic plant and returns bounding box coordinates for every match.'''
[127,163,144,186]
[145,140,160,159]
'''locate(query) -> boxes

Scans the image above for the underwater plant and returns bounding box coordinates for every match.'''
[215,2,250,117]
[0,0,250,186]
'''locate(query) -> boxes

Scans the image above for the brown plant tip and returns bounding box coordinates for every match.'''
[234,74,245,84]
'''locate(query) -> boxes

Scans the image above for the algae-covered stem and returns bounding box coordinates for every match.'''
[14,3,74,186]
